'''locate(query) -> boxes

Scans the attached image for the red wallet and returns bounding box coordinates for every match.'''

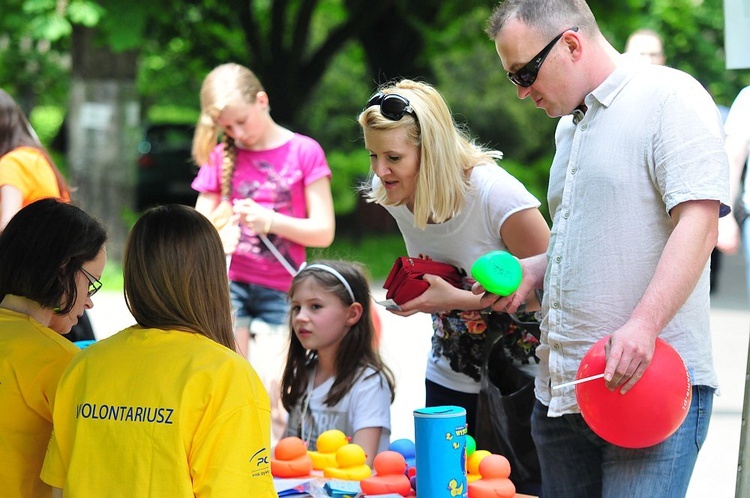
[383,256,466,305]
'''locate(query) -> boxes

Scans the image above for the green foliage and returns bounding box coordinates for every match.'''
[501,155,553,223]
[327,149,369,216]
[29,105,64,145]
[309,233,407,281]
[296,42,371,145]
[24,0,103,41]
[590,0,750,105]
[7,0,750,233]
[28,106,68,177]
[425,5,556,202]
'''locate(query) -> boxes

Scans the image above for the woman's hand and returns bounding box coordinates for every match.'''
[394,274,482,315]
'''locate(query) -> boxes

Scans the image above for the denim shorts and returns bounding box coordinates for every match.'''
[230,281,289,331]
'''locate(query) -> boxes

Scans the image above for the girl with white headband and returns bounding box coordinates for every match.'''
[280,260,395,466]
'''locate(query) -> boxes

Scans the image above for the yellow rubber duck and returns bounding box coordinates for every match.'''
[308,429,349,470]
[323,443,372,480]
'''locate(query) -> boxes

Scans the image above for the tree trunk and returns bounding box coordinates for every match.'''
[67,26,140,263]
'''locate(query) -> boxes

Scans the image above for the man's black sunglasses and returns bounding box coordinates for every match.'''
[507,26,579,88]
[364,92,417,121]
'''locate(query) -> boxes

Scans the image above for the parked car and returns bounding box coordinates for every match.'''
[135,123,199,210]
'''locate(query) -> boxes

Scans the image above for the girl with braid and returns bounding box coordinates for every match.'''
[191,63,335,443]
[191,63,335,359]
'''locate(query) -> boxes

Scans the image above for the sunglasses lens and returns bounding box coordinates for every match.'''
[366,92,384,109]
[509,70,535,88]
[380,95,407,120]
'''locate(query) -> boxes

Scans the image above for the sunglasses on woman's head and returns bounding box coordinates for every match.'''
[507,26,579,88]
[364,92,417,121]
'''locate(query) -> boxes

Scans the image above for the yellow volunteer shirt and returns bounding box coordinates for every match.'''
[0,308,79,498]
[0,147,67,205]
[41,326,275,497]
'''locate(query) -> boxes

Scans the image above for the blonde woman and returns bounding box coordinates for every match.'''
[358,78,550,444]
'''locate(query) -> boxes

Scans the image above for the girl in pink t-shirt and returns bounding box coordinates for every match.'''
[191,63,335,360]
[191,64,335,444]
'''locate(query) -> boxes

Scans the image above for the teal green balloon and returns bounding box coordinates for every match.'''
[471,251,522,296]
[465,434,476,456]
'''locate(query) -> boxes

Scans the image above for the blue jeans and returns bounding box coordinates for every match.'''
[531,385,713,498]
[230,281,289,328]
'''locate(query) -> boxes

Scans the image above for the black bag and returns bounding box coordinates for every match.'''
[475,312,542,490]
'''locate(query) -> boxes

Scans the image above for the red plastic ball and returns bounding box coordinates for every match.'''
[575,336,692,449]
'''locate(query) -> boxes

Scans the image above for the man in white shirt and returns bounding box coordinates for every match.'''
[483,0,729,496]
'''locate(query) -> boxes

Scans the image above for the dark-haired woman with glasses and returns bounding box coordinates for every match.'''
[358,79,549,490]
[0,198,107,498]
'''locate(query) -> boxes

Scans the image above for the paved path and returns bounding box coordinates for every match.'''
[88,253,750,497]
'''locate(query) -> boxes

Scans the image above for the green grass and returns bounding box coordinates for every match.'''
[308,233,406,283]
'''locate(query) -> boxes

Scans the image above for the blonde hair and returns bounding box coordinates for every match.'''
[192,63,263,227]
[358,79,502,229]
[192,63,264,194]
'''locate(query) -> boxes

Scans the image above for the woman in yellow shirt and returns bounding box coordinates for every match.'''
[0,198,107,498]
[43,205,275,497]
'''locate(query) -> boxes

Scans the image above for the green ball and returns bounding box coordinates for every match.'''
[465,434,476,456]
[471,250,522,296]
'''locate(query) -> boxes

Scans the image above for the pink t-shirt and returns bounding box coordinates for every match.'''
[191,133,330,292]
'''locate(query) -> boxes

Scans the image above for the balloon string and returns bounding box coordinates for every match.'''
[552,373,606,391]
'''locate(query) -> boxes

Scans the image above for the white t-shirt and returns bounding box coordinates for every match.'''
[284,366,392,453]
[379,164,541,393]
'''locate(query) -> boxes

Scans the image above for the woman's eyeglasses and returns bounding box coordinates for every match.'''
[80,267,102,297]
[507,26,578,88]
[364,92,417,121]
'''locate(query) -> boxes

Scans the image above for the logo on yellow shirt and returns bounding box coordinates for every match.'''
[76,403,174,424]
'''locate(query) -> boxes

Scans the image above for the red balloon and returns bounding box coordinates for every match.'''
[575,336,692,449]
